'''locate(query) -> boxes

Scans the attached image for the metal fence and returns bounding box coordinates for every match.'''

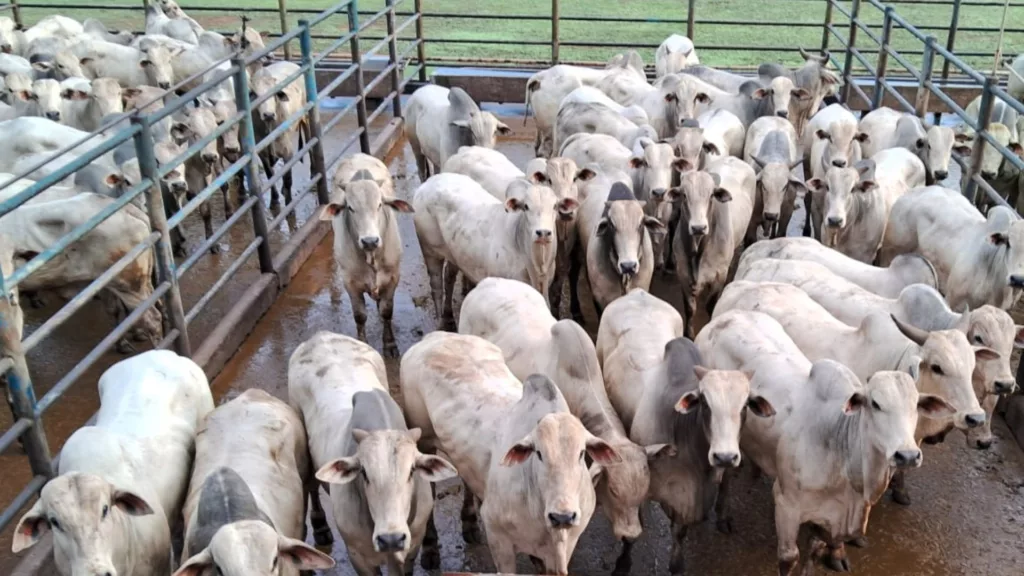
[0,0,418,538]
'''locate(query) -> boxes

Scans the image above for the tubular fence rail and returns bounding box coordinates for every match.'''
[0,0,419,534]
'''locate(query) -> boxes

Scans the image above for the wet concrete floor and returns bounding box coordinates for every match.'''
[208,118,1024,576]
[2,111,1022,575]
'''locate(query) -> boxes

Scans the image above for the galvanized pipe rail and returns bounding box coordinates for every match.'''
[0,0,417,537]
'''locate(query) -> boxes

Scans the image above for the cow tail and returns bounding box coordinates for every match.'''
[299,119,308,164]
[524,79,539,127]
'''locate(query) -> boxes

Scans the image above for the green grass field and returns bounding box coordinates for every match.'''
[19,0,1024,75]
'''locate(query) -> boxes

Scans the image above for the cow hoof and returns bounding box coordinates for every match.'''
[669,556,685,575]
[382,341,399,359]
[823,551,850,573]
[848,537,868,548]
[173,245,187,258]
[716,516,734,535]
[462,523,484,545]
[208,243,222,255]
[115,338,137,355]
[891,489,911,506]
[612,553,632,576]
[441,317,457,332]
[419,545,441,570]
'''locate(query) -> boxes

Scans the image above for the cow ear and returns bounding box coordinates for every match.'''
[589,463,606,486]
[172,548,213,576]
[277,535,336,570]
[673,158,694,172]
[675,390,703,414]
[595,217,611,236]
[917,394,956,418]
[642,216,666,232]
[989,232,1009,246]
[953,144,972,156]
[712,188,733,203]
[504,197,525,212]
[644,443,676,461]
[1014,325,1024,349]
[529,170,549,184]
[664,92,678,103]
[844,392,867,414]
[747,395,776,418]
[791,87,811,101]
[414,454,459,482]
[385,198,414,213]
[11,500,48,553]
[139,59,152,68]
[629,156,647,169]
[501,437,535,466]
[123,87,142,99]
[105,173,125,187]
[788,178,808,197]
[319,202,344,220]
[954,131,972,143]
[574,167,596,181]
[315,457,361,485]
[30,61,52,72]
[807,177,825,192]
[815,129,830,141]
[585,435,621,465]
[170,122,191,141]
[915,137,927,150]
[854,132,870,143]
[856,180,877,193]
[112,489,154,516]
[974,346,1000,361]
[495,121,512,136]
[1010,142,1024,157]
[80,57,94,66]
[750,88,769,100]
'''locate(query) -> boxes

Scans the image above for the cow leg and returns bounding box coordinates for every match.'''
[486,531,517,575]
[715,470,733,535]
[441,263,458,331]
[196,194,220,255]
[461,276,475,298]
[802,192,813,237]
[568,243,585,324]
[421,511,441,570]
[307,480,333,547]
[775,499,801,576]
[221,181,233,218]
[549,268,564,317]
[822,542,851,573]
[348,285,368,343]
[889,469,911,505]
[379,282,399,359]
[171,226,188,258]
[460,485,484,544]
[260,153,280,209]
[668,516,688,575]
[528,555,546,573]
[282,160,294,207]
[613,537,635,576]
[423,254,445,324]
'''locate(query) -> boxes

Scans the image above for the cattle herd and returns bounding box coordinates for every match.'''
[6,9,1024,576]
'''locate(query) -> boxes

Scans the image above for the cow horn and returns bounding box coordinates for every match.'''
[891,314,929,347]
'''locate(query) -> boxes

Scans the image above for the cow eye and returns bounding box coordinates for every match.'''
[579,450,586,461]
[535,451,543,462]
[249,90,257,101]
[272,556,278,571]
[102,505,109,519]
[360,469,369,484]
[49,518,61,531]
[931,364,944,375]
[871,399,881,411]
[973,334,984,345]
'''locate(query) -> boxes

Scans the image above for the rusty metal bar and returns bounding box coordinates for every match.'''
[348,0,372,154]
[915,35,936,117]
[873,7,894,109]
[687,0,696,40]
[231,57,276,275]
[821,0,835,53]
[841,0,862,104]
[300,20,331,207]
[551,0,560,65]
[385,0,403,118]
[414,0,427,82]
[132,116,191,357]
[964,76,995,204]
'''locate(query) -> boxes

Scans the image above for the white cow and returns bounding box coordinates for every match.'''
[458,278,673,573]
[413,173,575,326]
[175,389,335,576]
[289,332,456,575]
[697,108,745,160]
[858,106,956,184]
[880,185,1024,311]
[655,34,700,77]
[251,61,309,210]
[72,39,177,89]
[595,73,711,140]
[13,351,214,576]
[401,332,620,575]
[744,116,804,238]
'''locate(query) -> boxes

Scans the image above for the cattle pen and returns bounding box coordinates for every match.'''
[1,0,1024,575]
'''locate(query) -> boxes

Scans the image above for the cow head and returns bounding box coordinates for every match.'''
[52,49,87,81]
[814,120,868,172]
[154,141,190,198]
[988,211,1024,298]
[208,98,242,162]
[320,170,413,254]
[451,110,511,150]
[171,106,221,166]
[502,412,620,531]
[657,73,712,127]
[138,45,176,90]
[13,473,156,575]
[751,155,805,234]
[30,79,64,122]
[807,159,876,244]
[590,439,673,542]
[668,169,729,251]
[960,306,1021,450]
[889,315,990,433]
[317,427,456,558]
[173,520,335,576]
[671,120,717,171]
[921,125,955,183]
[676,367,774,468]
[751,76,809,119]
[597,182,662,282]
[505,178,572,249]
[85,78,124,118]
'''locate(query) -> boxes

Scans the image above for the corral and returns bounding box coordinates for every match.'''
[1,0,1024,575]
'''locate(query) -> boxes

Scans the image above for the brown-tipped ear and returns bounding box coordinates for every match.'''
[11,500,48,553]
[815,129,830,141]
[856,179,877,192]
[629,156,646,169]
[319,203,343,220]
[673,157,694,172]
[495,121,512,136]
[917,394,956,418]
[315,457,361,485]
[644,443,677,460]
[585,436,621,465]
[575,167,596,181]
[414,454,459,482]
[112,489,154,516]
[702,141,721,156]
[1010,142,1023,157]
[385,198,414,213]
[675,391,702,414]
[844,392,866,414]
[791,87,811,100]
[501,438,535,466]
[747,395,775,418]
[277,535,336,570]
[530,170,549,184]
[989,232,1009,246]
[712,188,733,202]
[80,57,94,66]
[695,92,711,104]
[854,132,870,143]
[807,177,825,192]
[505,197,525,212]
[974,346,1000,361]
[953,144,972,156]
[105,173,125,186]
[642,216,665,232]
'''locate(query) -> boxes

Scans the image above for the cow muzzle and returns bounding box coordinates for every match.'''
[261,112,276,124]
[201,152,219,164]
[374,532,407,552]
[982,170,997,180]
[1008,274,1024,289]
[534,229,553,244]
[223,147,241,161]
[933,170,949,181]
[963,412,986,429]
[826,216,844,228]
[359,236,381,251]
[45,111,61,121]
[547,511,579,529]
[711,451,740,468]
[158,81,171,90]
[831,159,847,168]
[775,110,788,118]
[891,448,922,469]
[994,380,1017,395]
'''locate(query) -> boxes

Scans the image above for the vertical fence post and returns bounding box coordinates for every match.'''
[551,0,560,66]
[10,0,21,28]
[940,0,961,87]
[821,0,834,54]
[686,0,696,40]
[872,7,893,110]
[384,0,403,117]
[914,35,936,118]
[278,0,292,61]
[840,0,861,104]
[132,116,192,356]
[348,0,371,154]
[1,313,54,479]
[299,21,330,207]
[231,58,276,275]
[964,76,995,205]
[414,0,426,82]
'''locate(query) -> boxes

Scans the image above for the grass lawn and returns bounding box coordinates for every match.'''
[17,0,1024,74]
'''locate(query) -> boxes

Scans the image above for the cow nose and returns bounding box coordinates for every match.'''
[360,236,381,251]
[934,170,948,180]
[994,380,1016,394]
[375,532,407,552]
[776,110,788,118]
[158,81,171,89]
[974,437,994,450]
[534,229,553,242]
[618,260,639,276]
[892,449,922,468]
[224,146,241,155]
[548,511,578,528]
[964,413,986,428]
[763,211,779,222]
[831,159,847,168]
[1009,275,1024,288]
[982,170,997,179]
[261,112,275,123]
[201,152,219,163]
[651,188,667,198]
[690,224,707,236]
[171,182,187,193]
[45,111,61,121]
[827,216,843,227]
[712,452,740,467]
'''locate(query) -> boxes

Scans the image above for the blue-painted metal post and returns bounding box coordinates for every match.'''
[872,7,894,110]
[964,77,995,205]
[915,35,936,118]
[232,57,276,274]
[385,0,403,117]
[841,0,861,104]
[132,115,192,356]
[299,21,330,206]
[347,0,372,154]
[0,304,53,479]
